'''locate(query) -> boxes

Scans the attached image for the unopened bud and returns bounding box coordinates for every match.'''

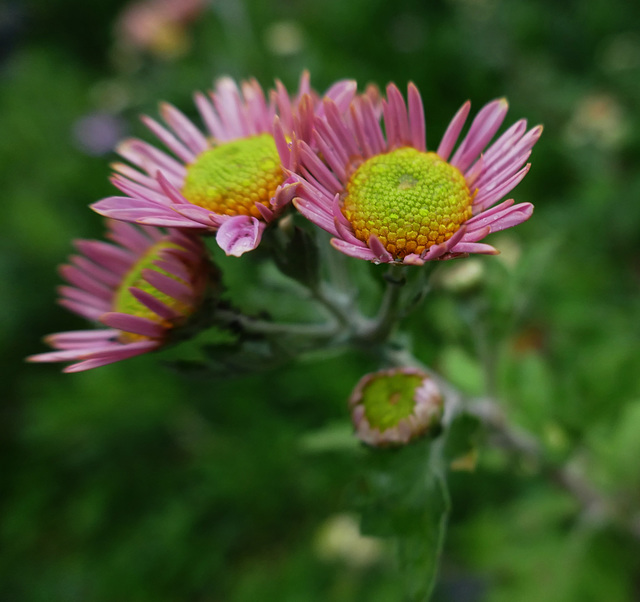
[349,368,443,447]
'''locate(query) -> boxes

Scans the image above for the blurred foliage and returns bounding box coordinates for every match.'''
[2,0,640,600]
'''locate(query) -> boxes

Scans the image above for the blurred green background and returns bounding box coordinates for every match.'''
[2,0,640,600]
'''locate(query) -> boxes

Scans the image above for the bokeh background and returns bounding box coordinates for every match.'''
[2,0,640,600]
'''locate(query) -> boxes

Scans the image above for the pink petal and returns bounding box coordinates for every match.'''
[215,215,265,257]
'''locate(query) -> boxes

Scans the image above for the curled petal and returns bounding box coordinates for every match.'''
[215,215,265,257]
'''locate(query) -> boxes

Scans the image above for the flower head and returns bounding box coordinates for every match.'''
[91,73,356,257]
[350,367,443,447]
[291,83,542,264]
[27,220,212,372]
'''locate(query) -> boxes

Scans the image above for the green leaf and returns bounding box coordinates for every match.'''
[352,440,450,601]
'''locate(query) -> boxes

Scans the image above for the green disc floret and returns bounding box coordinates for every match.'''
[343,148,473,258]
[181,133,283,219]
[362,372,423,431]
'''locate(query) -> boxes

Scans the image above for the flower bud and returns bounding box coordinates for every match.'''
[349,368,443,447]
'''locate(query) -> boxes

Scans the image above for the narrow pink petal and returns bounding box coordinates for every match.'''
[451,98,509,172]
[299,143,342,194]
[424,225,468,261]
[58,285,111,312]
[330,238,378,261]
[315,111,350,165]
[106,221,154,255]
[211,77,247,139]
[313,126,347,183]
[474,164,531,211]
[73,240,134,272]
[94,206,179,224]
[465,154,485,188]
[460,225,491,243]
[481,119,528,164]
[407,83,426,152]
[27,345,118,363]
[141,115,196,163]
[292,197,338,236]
[293,95,315,146]
[255,201,274,221]
[323,79,357,113]
[135,216,205,228]
[59,265,113,300]
[273,116,291,170]
[170,204,219,227]
[110,175,174,205]
[359,97,386,155]
[476,125,542,189]
[437,101,471,161]
[45,329,119,346]
[242,78,270,135]
[152,258,190,283]
[271,182,298,212]
[297,69,311,97]
[156,171,190,205]
[386,83,410,146]
[402,254,425,266]
[215,215,264,257]
[160,102,209,154]
[141,269,194,304]
[100,312,167,338]
[63,341,159,372]
[449,241,499,255]
[91,195,165,213]
[274,79,294,132]
[350,102,373,157]
[381,99,398,149]
[194,91,225,139]
[484,203,533,233]
[70,256,121,288]
[324,100,359,159]
[465,199,514,230]
[111,163,160,190]
[129,287,183,320]
[118,138,186,179]
[421,243,448,261]
[368,234,394,263]
[58,299,105,321]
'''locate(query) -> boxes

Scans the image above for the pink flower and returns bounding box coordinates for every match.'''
[91,73,356,257]
[290,83,542,264]
[27,220,212,372]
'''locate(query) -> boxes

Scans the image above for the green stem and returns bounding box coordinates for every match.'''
[213,308,340,339]
[356,264,408,344]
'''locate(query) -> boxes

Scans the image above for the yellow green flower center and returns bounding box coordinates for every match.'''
[342,148,473,259]
[181,133,284,219]
[362,373,423,431]
[113,240,193,341]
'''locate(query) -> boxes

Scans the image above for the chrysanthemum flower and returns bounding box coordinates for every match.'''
[27,220,211,372]
[91,73,356,256]
[291,83,542,264]
[350,367,443,447]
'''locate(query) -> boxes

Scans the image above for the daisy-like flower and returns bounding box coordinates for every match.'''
[291,83,542,264]
[91,73,356,257]
[350,367,443,447]
[27,220,212,373]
